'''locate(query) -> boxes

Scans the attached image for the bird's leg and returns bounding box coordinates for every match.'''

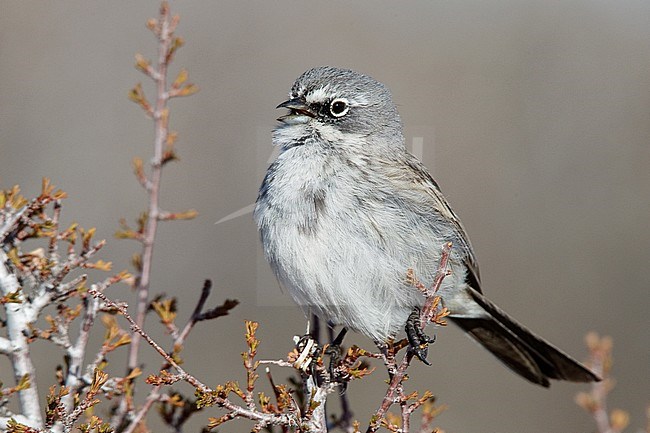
[325,327,348,390]
[294,327,349,388]
[294,333,321,382]
[405,307,435,365]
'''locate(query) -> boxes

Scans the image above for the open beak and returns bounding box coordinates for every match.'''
[276,98,316,122]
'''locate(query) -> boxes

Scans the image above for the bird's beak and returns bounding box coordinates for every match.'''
[276,98,316,122]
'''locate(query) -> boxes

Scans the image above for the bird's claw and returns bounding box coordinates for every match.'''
[293,334,320,374]
[293,328,349,390]
[325,342,348,393]
[405,307,435,365]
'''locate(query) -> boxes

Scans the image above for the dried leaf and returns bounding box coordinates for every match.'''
[176,83,198,97]
[146,18,158,32]
[0,289,23,304]
[166,36,184,63]
[85,260,112,272]
[610,409,630,431]
[134,53,151,74]
[128,83,152,115]
[172,68,188,89]
[89,369,109,395]
[151,297,177,325]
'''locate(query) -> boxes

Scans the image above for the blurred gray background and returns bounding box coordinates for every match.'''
[1,1,649,432]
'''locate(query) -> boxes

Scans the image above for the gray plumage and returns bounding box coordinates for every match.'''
[254,66,599,387]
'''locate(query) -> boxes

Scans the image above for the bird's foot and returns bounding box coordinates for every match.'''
[293,334,320,376]
[405,307,435,365]
[293,328,349,390]
[325,328,349,392]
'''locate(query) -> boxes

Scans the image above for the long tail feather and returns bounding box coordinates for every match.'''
[450,286,600,387]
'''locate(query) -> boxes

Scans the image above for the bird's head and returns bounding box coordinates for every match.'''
[274,66,404,150]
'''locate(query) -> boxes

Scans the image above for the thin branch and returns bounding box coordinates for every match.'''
[177,279,212,342]
[127,1,175,372]
[367,242,452,433]
[0,199,34,244]
[304,376,336,433]
[105,302,299,432]
[575,333,629,433]
[25,237,105,322]
[122,280,230,433]
[59,274,121,416]
[46,200,63,268]
[89,287,208,391]
[114,3,202,429]
[122,389,163,433]
[258,359,295,368]
[114,4,181,428]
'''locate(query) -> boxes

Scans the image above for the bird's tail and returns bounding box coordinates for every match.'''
[449,286,600,387]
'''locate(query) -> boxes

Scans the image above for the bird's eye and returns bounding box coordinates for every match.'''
[329,98,350,118]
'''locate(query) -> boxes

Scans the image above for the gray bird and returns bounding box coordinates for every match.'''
[254,66,599,387]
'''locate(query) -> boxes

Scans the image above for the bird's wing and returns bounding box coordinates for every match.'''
[388,152,483,292]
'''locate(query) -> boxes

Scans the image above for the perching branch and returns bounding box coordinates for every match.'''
[367,242,452,433]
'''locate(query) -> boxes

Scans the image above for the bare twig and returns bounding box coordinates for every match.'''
[115,2,197,427]
[89,288,209,391]
[575,333,630,433]
[90,297,299,431]
[96,294,294,432]
[178,280,239,341]
[58,274,126,420]
[258,359,295,368]
[127,0,177,374]
[122,280,237,433]
[121,389,162,433]
[177,279,213,341]
[367,242,452,433]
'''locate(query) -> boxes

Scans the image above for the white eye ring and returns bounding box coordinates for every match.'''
[329,98,350,118]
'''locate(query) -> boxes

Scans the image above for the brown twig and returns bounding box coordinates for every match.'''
[575,333,630,433]
[121,389,162,433]
[367,242,452,433]
[89,288,208,391]
[115,2,199,427]
[122,280,237,433]
[127,0,177,374]
[177,279,213,341]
